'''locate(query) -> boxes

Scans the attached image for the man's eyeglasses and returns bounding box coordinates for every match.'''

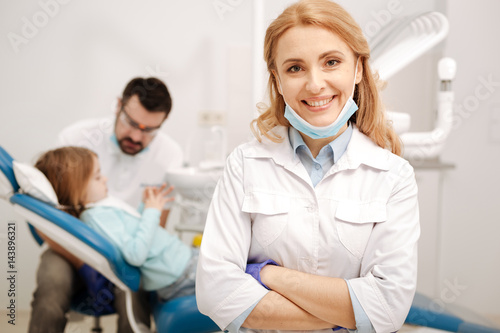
[118,108,162,137]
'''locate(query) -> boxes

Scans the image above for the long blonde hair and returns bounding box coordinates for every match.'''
[35,147,97,217]
[251,0,401,155]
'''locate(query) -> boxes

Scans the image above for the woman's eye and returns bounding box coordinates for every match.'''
[326,59,338,67]
[288,65,301,73]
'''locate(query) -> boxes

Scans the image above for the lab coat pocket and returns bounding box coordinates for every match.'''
[335,201,386,259]
[242,192,290,248]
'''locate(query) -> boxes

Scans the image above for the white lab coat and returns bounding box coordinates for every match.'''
[196,125,420,333]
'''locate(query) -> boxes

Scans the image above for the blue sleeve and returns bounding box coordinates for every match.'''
[81,207,161,267]
[346,280,375,333]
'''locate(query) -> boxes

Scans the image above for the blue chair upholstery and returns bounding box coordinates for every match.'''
[405,293,500,333]
[0,145,219,333]
[153,295,220,333]
[0,146,19,191]
[1,146,44,246]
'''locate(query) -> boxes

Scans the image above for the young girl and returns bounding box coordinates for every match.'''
[35,146,197,301]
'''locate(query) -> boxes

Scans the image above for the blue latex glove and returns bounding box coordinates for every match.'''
[245,259,278,290]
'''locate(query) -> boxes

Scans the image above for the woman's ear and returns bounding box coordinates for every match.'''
[355,59,363,84]
[272,70,283,95]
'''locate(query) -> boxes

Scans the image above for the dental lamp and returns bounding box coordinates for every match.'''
[369,11,455,161]
[438,56,457,91]
[398,57,457,161]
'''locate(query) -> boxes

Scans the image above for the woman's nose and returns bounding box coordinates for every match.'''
[305,68,326,94]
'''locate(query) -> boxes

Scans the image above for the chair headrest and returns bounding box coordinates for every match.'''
[0,146,59,205]
[13,161,59,206]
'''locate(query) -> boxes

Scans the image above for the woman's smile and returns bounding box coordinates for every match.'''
[302,95,335,112]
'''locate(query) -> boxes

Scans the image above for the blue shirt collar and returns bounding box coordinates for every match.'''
[288,124,353,164]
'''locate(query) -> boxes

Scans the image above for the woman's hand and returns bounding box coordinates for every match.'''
[245,259,279,289]
[259,265,356,330]
[143,183,175,211]
[243,260,353,330]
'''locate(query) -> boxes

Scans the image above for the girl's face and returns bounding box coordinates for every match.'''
[83,156,108,205]
[274,25,362,128]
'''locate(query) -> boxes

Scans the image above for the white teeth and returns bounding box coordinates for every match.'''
[306,97,333,107]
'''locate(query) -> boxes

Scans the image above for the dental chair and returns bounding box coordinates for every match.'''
[0,145,220,333]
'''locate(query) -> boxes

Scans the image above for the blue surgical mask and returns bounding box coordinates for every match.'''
[281,59,360,139]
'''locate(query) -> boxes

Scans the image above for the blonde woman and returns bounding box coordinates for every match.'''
[196,1,419,332]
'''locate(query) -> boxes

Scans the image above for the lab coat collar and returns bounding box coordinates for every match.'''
[334,125,392,172]
[244,126,303,175]
[248,126,295,158]
[245,125,391,174]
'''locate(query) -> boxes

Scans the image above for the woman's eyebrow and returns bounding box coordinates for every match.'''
[281,57,303,67]
[318,50,346,60]
[281,50,346,67]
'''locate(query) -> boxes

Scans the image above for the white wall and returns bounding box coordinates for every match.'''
[0,0,499,322]
[438,0,500,317]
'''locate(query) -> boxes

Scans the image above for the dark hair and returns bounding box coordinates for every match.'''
[121,77,172,116]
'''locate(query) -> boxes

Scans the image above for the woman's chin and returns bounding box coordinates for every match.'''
[306,117,338,128]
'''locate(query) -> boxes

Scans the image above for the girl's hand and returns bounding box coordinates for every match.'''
[143,183,166,201]
[143,184,175,211]
[142,183,173,201]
